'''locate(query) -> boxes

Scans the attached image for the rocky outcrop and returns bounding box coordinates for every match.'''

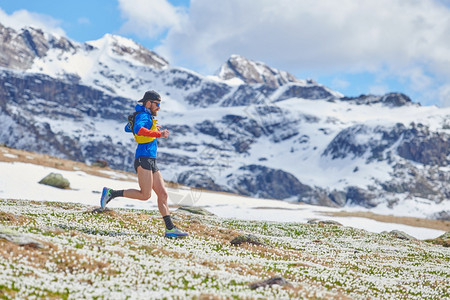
[0,70,130,120]
[345,186,379,208]
[397,125,450,166]
[227,164,313,201]
[340,92,413,107]
[0,69,135,170]
[177,170,227,192]
[221,85,267,107]
[108,34,168,69]
[322,123,405,161]
[185,81,231,107]
[0,25,79,71]
[217,54,301,88]
[323,122,450,167]
[275,83,335,102]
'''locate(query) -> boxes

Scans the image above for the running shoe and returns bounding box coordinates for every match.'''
[100,187,112,209]
[165,227,188,238]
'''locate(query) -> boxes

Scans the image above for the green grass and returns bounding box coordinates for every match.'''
[0,198,448,299]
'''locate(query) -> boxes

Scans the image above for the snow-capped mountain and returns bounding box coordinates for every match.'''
[0,22,449,220]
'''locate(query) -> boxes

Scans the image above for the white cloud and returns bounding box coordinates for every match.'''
[148,0,450,76]
[438,84,450,107]
[117,0,450,75]
[114,0,449,106]
[0,8,65,36]
[117,0,187,39]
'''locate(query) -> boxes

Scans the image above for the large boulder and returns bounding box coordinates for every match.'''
[39,172,70,189]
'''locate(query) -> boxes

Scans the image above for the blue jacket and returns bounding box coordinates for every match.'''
[125,104,158,158]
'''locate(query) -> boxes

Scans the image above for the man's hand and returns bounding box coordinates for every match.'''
[160,129,170,138]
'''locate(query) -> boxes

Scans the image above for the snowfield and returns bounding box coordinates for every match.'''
[0,151,446,240]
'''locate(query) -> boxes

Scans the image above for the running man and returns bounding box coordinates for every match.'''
[99,90,188,238]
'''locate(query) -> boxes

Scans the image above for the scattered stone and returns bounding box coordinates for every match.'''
[249,276,293,290]
[425,231,450,247]
[177,206,215,216]
[307,219,343,226]
[231,234,267,246]
[92,159,108,168]
[39,172,70,189]
[88,207,113,214]
[0,228,45,249]
[382,230,416,240]
[318,220,343,226]
[307,219,319,224]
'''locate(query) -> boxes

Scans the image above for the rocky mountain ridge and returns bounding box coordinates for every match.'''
[0,22,449,220]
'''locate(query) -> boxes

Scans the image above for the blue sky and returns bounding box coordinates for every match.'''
[1,0,450,107]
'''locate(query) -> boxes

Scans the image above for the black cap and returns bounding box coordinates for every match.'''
[138,90,161,103]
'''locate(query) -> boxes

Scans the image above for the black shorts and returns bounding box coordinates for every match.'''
[134,157,159,173]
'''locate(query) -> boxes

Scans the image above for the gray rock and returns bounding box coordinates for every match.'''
[176,206,215,216]
[249,276,292,290]
[339,93,412,107]
[0,228,45,249]
[328,190,347,206]
[397,125,450,167]
[346,186,378,208]
[227,164,313,202]
[231,234,267,246]
[276,85,334,102]
[383,230,416,240]
[89,207,113,214]
[307,219,320,224]
[217,54,301,89]
[39,172,70,189]
[307,219,343,226]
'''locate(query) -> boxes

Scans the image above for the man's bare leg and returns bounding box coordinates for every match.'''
[123,166,153,200]
[152,170,170,216]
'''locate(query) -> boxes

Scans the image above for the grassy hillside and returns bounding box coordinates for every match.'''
[0,199,448,299]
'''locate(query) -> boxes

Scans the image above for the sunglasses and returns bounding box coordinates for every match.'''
[151,101,161,107]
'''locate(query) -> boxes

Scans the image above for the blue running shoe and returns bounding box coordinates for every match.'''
[100,187,112,209]
[165,227,188,238]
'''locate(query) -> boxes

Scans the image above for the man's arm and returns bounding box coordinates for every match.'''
[133,113,168,138]
[137,127,161,138]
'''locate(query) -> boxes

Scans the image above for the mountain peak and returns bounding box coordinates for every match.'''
[217,54,303,88]
[87,34,169,69]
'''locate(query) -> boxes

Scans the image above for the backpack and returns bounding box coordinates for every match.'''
[127,111,143,134]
